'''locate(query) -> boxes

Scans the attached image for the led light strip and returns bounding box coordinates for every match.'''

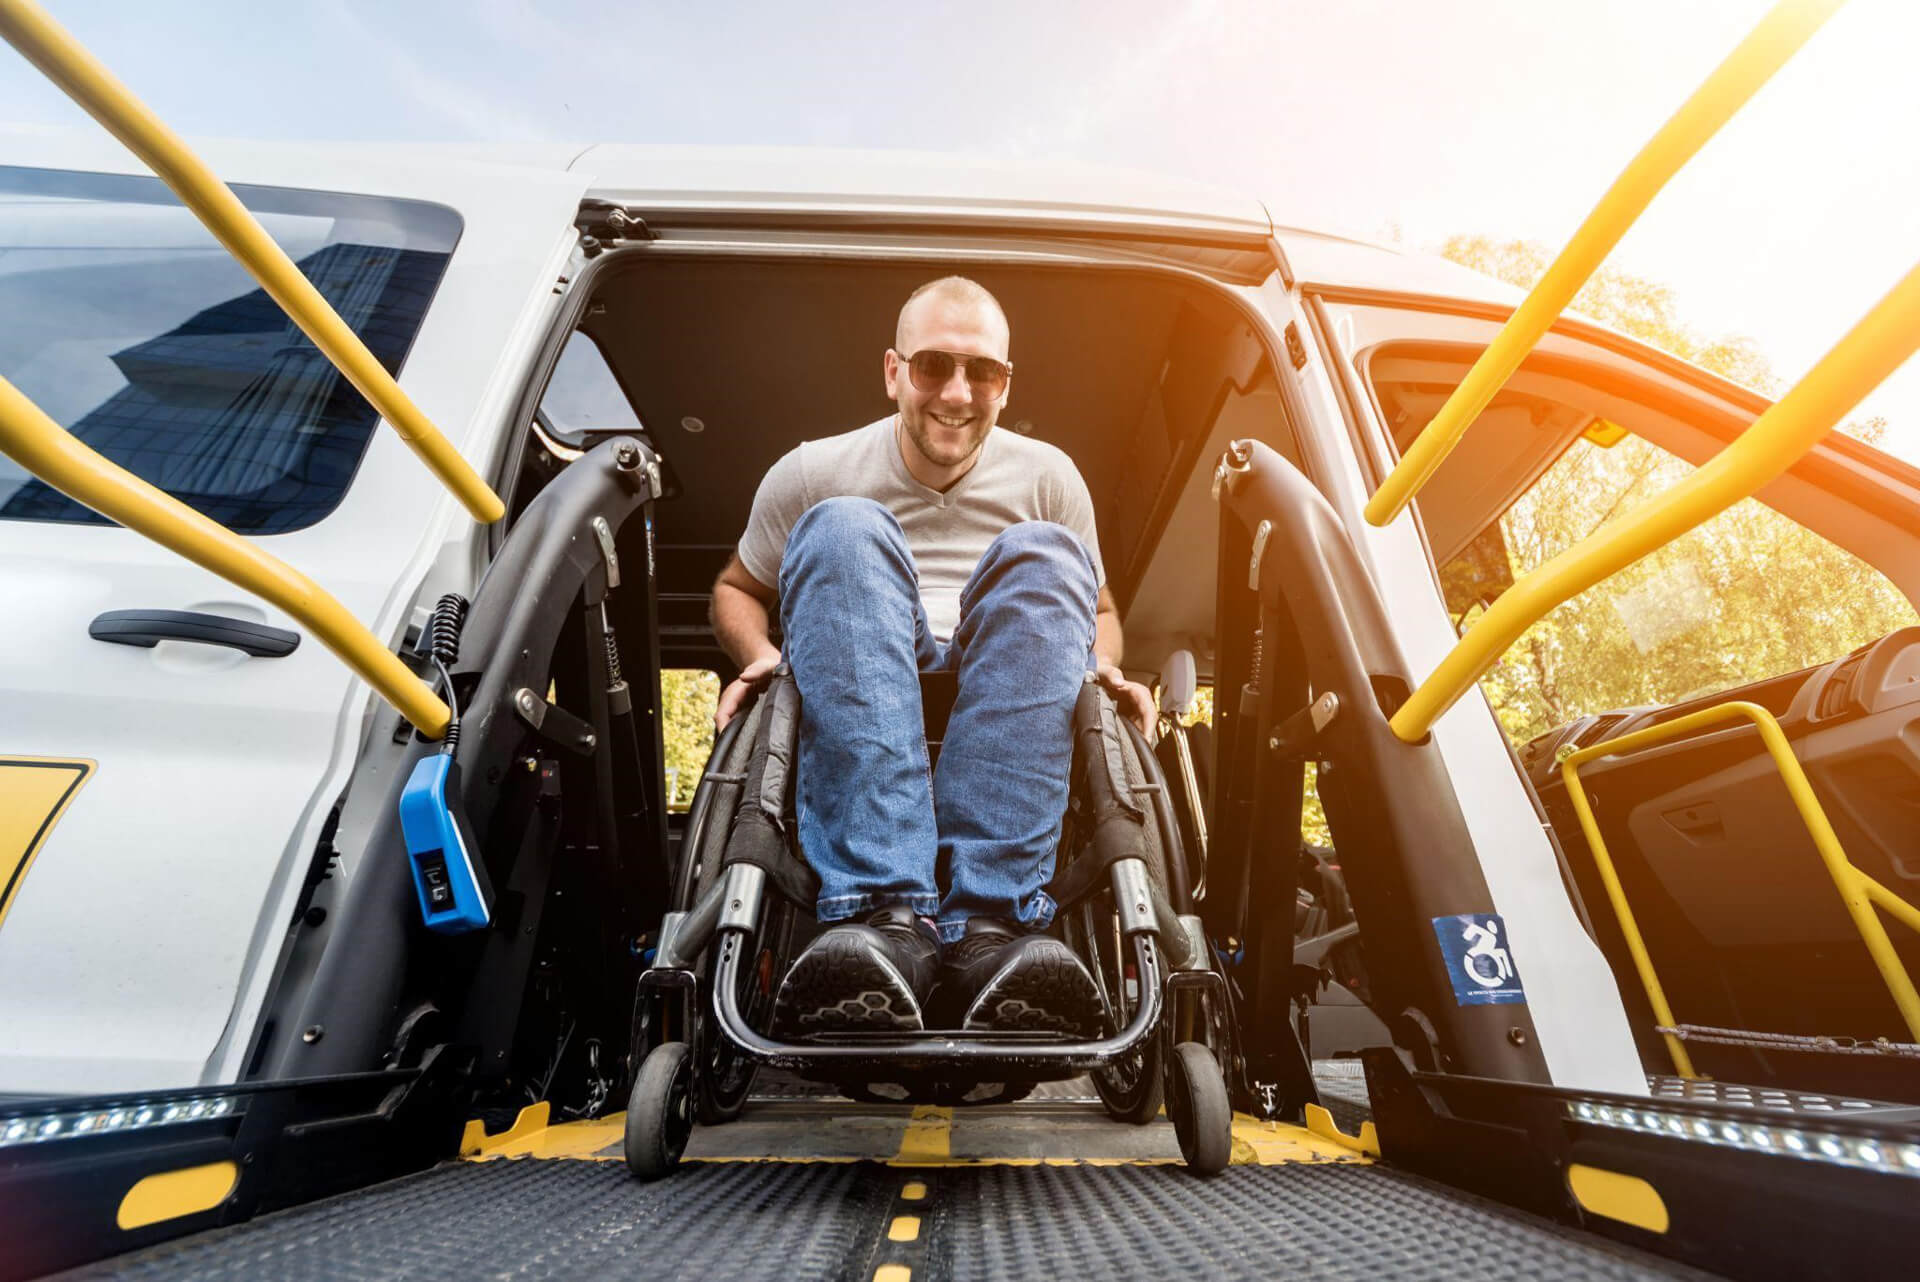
[1567,1099,1920,1178]
[0,1095,240,1149]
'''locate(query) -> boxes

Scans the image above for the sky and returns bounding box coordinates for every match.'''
[3,0,1914,455]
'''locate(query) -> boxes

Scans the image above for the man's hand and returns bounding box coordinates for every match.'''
[1096,662,1156,740]
[717,652,782,731]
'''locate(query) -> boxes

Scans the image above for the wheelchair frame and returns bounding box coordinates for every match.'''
[626,669,1235,1174]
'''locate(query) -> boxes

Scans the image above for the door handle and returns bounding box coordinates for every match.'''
[89,609,301,658]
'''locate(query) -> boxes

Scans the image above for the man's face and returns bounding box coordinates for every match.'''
[885,297,1010,470]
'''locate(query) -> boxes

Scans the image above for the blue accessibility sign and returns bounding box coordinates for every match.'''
[1432,913,1526,1006]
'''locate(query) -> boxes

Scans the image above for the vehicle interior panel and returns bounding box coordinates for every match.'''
[1527,629,1920,1098]
[561,256,1277,680]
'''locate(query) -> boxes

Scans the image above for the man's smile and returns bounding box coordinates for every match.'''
[929,411,973,428]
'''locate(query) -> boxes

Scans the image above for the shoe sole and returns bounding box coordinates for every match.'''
[962,945,1104,1036]
[772,931,925,1037]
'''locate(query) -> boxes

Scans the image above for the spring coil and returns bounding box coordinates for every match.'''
[422,593,469,752]
[601,609,624,687]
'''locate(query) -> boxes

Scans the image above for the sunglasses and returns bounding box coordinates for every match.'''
[896,348,1013,398]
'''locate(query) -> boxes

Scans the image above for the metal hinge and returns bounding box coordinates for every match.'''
[1268,691,1341,758]
[513,688,598,756]
[575,200,655,258]
[1284,322,1308,370]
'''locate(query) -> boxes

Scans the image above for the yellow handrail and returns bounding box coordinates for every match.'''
[1390,262,1920,743]
[0,373,452,739]
[1364,0,1844,527]
[0,0,505,525]
[1559,700,1920,1077]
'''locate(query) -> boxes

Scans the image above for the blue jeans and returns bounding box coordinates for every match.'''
[778,498,1098,944]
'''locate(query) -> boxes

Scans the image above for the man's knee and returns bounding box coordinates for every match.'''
[981,521,1095,585]
[790,496,901,546]
[783,497,910,586]
[783,498,925,614]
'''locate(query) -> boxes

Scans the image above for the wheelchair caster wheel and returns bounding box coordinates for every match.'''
[1167,1041,1231,1175]
[625,1041,694,1180]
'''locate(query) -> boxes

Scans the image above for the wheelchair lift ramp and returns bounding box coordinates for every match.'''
[48,1123,1716,1282]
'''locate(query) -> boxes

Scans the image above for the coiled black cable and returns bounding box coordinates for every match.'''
[421,593,470,753]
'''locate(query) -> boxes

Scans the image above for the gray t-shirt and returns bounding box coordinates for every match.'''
[738,416,1106,643]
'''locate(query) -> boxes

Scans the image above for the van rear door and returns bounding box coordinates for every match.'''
[0,137,589,1095]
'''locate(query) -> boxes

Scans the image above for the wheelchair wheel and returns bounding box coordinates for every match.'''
[673,702,775,1125]
[1062,711,1178,1125]
[624,1041,694,1180]
[1167,1040,1231,1175]
[1068,894,1163,1124]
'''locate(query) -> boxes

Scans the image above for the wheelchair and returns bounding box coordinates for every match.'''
[622,666,1236,1176]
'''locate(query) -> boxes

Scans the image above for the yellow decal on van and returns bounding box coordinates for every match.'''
[0,757,93,930]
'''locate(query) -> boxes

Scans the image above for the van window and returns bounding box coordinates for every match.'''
[1372,367,1920,745]
[539,331,643,443]
[0,165,461,533]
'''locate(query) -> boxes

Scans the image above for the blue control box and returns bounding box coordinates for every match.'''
[398,754,493,933]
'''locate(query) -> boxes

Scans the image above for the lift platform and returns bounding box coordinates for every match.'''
[45,1075,1718,1282]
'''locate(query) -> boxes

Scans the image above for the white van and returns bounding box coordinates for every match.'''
[5,131,1918,1277]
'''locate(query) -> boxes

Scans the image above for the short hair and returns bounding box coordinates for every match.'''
[895,276,1009,352]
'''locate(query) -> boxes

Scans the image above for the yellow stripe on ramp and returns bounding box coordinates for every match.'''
[890,1105,953,1165]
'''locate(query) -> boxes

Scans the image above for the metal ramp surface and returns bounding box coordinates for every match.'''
[50,1092,1722,1282]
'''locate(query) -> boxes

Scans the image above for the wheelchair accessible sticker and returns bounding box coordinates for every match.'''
[1432,913,1525,1005]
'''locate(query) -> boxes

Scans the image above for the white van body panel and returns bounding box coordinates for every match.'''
[0,133,591,1093]
[2,136,1648,1095]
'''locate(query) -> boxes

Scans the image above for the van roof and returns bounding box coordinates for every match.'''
[570,142,1271,240]
[2,128,1522,306]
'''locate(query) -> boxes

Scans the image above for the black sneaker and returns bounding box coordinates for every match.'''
[937,917,1104,1036]
[771,906,939,1038]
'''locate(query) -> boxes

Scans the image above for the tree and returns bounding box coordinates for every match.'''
[659,669,718,809]
[1437,238,1916,745]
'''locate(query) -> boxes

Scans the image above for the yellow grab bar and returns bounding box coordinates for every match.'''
[0,0,505,525]
[1364,0,1843,527]
[1391,261,1920,743]
[1559,700,1920,1077]
[0,373,452,739]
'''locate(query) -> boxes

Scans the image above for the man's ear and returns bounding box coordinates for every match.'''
[882,349,900,398]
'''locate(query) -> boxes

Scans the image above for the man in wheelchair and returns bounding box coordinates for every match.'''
[710,275,1156,1041]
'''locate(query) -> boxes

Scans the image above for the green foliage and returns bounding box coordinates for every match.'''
[660,669,718,809]
[1439,238,1917,745]
[1178,685,1329,845]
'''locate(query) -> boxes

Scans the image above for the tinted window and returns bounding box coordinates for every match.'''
[540,331,642,442]
[0,166,461,533]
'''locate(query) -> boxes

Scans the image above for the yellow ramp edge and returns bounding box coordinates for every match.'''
[1303,1103,1381,1157]
[459,1105,1372,1167]
[1568,1164,1670,1234]
[117,1161,238,1231]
